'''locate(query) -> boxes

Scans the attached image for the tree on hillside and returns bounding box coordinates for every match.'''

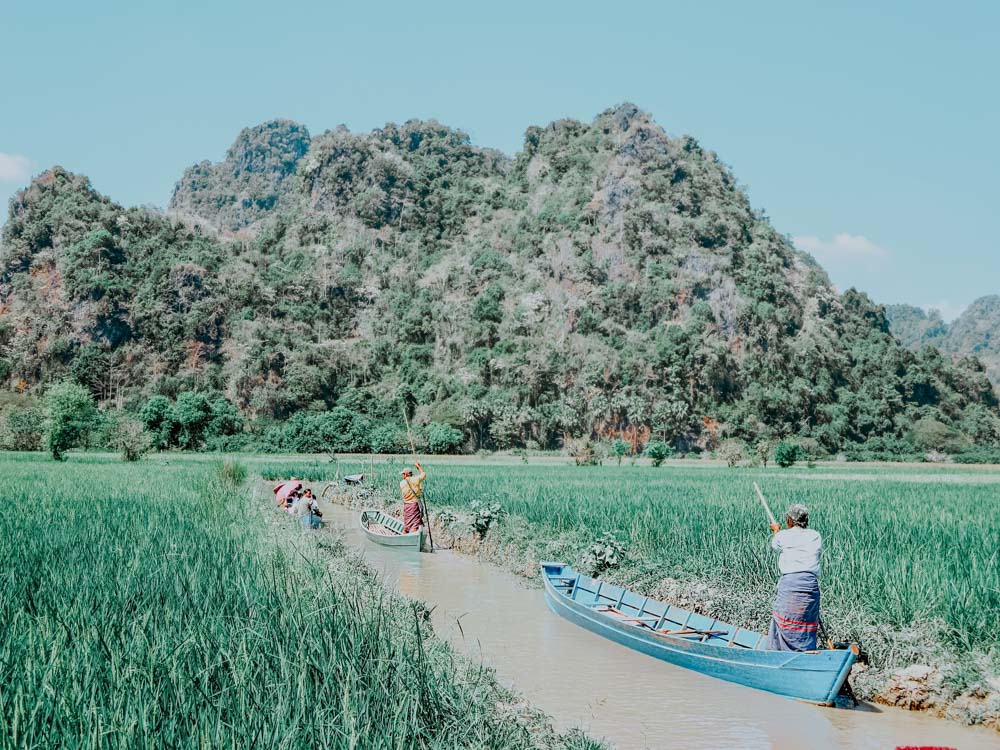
[44,381,97,460]
[426,422,464,454]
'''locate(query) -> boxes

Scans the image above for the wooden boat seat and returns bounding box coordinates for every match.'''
[658,628,727,638]
[595,606,660,623]
[596,606,726,640]
[366,523,399,536]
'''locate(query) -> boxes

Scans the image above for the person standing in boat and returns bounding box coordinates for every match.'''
[767,504,822,651]
[400,462,426,533]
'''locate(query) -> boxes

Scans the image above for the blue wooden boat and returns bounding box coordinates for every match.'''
[541,562,857,705]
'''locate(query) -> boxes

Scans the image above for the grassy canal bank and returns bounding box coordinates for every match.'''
[0,454,601,749]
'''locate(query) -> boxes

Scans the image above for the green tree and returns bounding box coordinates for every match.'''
[140,395,175,449]
[426,422,463,454]
[644,440,672,467]
[172,392,214,450]
[717,439,745,468]
[1,406,45,451]
[753,440,773,468]
[44,381,97,460]
[775,441,803,468]
[110,416,153,462]
[612,439,631,465]
[369,423,403,454]
[911,417,969,454]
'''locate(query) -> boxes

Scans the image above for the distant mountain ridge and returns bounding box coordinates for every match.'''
[1,103,998,455]
[887,297,1000,387]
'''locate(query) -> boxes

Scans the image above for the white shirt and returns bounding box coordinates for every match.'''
[771,526,822,576]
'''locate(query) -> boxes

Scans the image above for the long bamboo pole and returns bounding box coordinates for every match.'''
[753,482,778,527]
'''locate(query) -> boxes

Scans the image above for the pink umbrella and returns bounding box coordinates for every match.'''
[273,480,302,504]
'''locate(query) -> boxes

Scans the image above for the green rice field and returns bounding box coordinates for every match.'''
[0,453,598,749]
[434,463,1000,649]
[4,451,998,736]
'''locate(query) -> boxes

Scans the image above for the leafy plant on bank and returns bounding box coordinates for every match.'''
[435,509,459,529]
[581,533,627,577]
[470,501,505,539]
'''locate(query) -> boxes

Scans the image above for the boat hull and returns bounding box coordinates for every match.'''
[541,562,856,705]
[360,509,425,549]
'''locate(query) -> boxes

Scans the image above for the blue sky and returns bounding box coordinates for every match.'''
[2,0,997,319]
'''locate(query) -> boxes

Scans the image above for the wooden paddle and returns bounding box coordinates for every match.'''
[401,404,434,552]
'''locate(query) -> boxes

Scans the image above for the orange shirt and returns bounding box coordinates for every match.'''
[399,469,426,504]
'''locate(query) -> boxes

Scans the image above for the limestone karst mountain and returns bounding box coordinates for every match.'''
[1,104,997,453]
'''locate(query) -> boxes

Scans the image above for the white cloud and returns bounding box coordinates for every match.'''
[0,153,33,183]
[793,233,888,264]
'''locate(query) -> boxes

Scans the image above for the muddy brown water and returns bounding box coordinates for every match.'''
[320,503,996,750]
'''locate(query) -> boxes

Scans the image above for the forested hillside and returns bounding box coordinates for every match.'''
[2,105,998,457]
[888,298,1000,389]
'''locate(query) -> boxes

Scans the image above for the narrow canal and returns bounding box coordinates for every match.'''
[321,503,996,750]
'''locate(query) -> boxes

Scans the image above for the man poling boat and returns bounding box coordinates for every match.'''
[540,561,857,704]
[539,485,857,703]
[755,483,823,652]
[400,402,434,552]
[400,462,427,533]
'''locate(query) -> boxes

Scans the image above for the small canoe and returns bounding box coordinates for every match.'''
[359,509,424,549]
[541,562,857,705]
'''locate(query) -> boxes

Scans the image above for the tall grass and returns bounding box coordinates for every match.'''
[421,463,1000,656]
[0,455,597,748]
[214,458,248,487]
